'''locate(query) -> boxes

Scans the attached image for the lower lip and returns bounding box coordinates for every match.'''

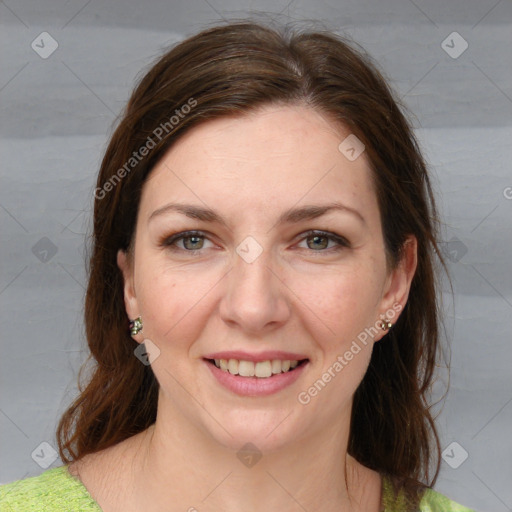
[204,360,308,397]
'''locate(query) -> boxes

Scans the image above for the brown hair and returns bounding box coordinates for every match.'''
[57,20,445,503]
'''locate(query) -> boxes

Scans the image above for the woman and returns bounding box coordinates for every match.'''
[0,21,476,511]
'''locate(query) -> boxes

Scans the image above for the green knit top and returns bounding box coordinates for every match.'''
[0,465,477,511]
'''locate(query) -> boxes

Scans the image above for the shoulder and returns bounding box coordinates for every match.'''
[0,465,102,512]
[381,475,478,512]
[419,488,477,512]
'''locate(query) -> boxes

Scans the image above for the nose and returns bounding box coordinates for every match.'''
[219,246,291,335]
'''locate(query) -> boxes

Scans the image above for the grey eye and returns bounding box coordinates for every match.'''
[181,235,205,250]
[306,234,329,250]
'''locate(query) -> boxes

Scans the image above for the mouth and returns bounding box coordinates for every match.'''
[204,357,309,378]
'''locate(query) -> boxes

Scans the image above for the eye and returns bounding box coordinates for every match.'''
[160,229,350,256]
[160,230,214,253]
[297,230,350,253]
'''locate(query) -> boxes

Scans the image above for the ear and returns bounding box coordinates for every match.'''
[375,235,417,341]
[117,249,142,340]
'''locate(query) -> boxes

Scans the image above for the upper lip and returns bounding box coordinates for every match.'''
[203,350,309,362]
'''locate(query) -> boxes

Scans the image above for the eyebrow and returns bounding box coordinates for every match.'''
[148,201,365,226]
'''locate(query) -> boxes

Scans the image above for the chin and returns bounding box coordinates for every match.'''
[200,406,304,454]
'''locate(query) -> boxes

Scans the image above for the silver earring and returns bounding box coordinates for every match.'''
[129,316,143,335]
[379,318,393,331]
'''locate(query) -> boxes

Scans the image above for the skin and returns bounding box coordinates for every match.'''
[69,104,417,512]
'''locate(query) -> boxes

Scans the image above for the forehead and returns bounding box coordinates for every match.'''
[164,104,350,167]
[140,104,379,227]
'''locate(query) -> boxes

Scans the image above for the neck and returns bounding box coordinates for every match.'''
[128,403,381,512]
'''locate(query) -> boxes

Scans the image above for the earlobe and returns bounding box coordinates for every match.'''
[117,249,139,319]
[379,235,418,330]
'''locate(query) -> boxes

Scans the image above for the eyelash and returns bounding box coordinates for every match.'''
[159,229,350,255]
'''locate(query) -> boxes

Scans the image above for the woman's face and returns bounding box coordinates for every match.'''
[118,104,415,452]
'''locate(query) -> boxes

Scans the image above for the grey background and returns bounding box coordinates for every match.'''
[1,1,511,510]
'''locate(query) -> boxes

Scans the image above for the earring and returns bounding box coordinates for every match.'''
[129,316,143,335]
[379,318,393,331]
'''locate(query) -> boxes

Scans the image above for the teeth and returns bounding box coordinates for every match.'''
[271,360,282,374]
[255,361,272,378]
[238,360,255,377]
[212,358,301,378]
[228,359,239,375]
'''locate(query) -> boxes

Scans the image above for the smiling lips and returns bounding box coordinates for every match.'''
[203,351,309,395]
[204,350,308,378]
[212,358,301,378]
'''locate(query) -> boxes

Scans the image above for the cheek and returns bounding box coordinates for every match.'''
[294,268,380,414]
[291,262,384,348]
[133,259,211,349]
